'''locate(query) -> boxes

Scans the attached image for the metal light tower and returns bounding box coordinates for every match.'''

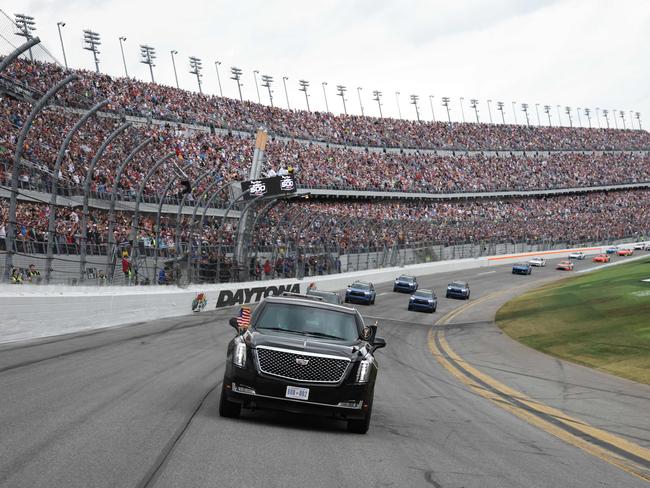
[619,110,626,129]
[261,75,274,107]
[442,97,451,123]
[83,29,101,73]
[231,67,243,101]
[544,105,552,126]
[470,98,479,123]
[15,14,36,61]
[356,87,364,116]
[636,112,642,130]
[534,103,541,126]
[602,109,610,129]
[189,56,203,94]
[511,101,517,124]
[118,36,128,77]
[299,79,311,112]
[612,109,618,129]
[337,85,347,115]
[521,103,530,126]
[497,101,505,124]
[253,70,261,103]
[170,50,179,88]
[428,95,436,122]
[487,99,494,124]
[459,97,466,122]
[584,108,591,128]
[556,105,562,126]
[56,21,68,69]
[395,91,402,119]
[565,106,572,127]
[282,76,290,109]
[372,90,383,118]
[410,94,420,121]
[140,45,156,83]
[214,61,223,96]
[596,107,601,128]
[629,110,634,129]
[576,107,582,127]
[321,82,329,112]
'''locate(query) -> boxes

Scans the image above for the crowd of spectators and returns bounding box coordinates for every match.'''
[5,58,650,151]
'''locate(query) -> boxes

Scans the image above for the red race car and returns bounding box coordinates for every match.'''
[617,248,634,256]
[592,254,610,263]
[556,260,574,271]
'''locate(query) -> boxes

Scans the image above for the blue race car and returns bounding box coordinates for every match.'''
[512,262,532,275]
[446,281,470,300]
[344,281,376,305]
[605,246,618,254]
[393,275,418,293]
[408,289,437,313]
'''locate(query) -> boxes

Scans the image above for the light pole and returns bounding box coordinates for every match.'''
[613,109,618,129]
[337,85,347,115]
[253,70,261,103]
[231,67,243,101]
[410,94,420,121]
[428,95,436,122]
[470,98,479,123]
[584,108,591,128]
[140,45,156,83]
[299,79,311,112]
[261,75,274,107]
[170,50,179,88]
[521,103,530,126]
[511,101,517,124]
[189,56,203,94]
[356,87,364,116]
[596,107,601,128]
[83,29,101,73]
[534,103,541,126]
[56,22,68,69]
[497,101,505,124]
[619,110,626,129]
[459,97,466,122]
[118,36,128,77]
[576,107,582,127]
[556,105,562,126]
[544,105,552,126]
[214,61,223,96]
[565,106,572,127]
[321,82,329,112]
[395,91,402,119]
[635,112,642,130]
[629,110,634,129]
[486,99,493,123]
[282,76,290,109]
[442,97,451,123]
[15,14,36,61]
[373,90,383,118]
[603,109,610,128]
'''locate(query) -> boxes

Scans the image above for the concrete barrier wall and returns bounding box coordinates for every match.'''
[0,242,642,344]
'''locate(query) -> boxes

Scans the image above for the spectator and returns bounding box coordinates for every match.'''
[10,267,23,284]
[26,263,40,283]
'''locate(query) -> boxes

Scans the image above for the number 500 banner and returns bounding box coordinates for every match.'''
[241,174,296,200]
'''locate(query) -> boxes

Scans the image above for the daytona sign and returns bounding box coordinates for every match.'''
[215,283,301,308]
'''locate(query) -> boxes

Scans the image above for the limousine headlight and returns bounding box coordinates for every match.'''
[233,338,247,368]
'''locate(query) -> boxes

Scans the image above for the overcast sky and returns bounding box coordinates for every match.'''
[3,0,649,128]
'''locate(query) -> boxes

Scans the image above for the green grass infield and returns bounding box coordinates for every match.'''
[496,259,650,384]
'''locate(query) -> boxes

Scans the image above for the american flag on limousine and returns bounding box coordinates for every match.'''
[237,307,251,328]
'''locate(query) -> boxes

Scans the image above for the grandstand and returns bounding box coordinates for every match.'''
[1,21,649,285]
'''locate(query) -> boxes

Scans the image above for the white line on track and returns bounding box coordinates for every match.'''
[476,270,496,276]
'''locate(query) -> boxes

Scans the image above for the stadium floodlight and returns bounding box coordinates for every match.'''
[428,95,436,122]
[459,97,466,122]
[595,107,601,128]
[584,108,591,128]
[140,45,156,83]
[496,101,505,124]
[83,29,102,73]
[470,99,479,123]
[564,106,572,127]
[576,107,583,127]
[261,75,274,107]
[356,87,364,116]
[556,105,562,126]
[534,103,541,126]
[486,99,493,124]
[231,67,243,101]
[336,85,347,115]
[544,105,552,126]
[321,82,329,112]
[619,110,626,130]
[170,50,179,88]
[372,90,383,118]
[56,21,68,69]
[253,70,261,103]
[629,110,634,129]
[282,76,290,109]
[612,109,618,129]
[214,61,223,96]
[441,97,452,124]
[635,112,642,130]
[521,103,530,126]
[410,94,420,121]
[602,109,610,129]
[299,79,311,112]
[119,37,128,77]
[511,101,517,124]
[189,56,203,94]
[15,14,36,61]
[395,91,402,119]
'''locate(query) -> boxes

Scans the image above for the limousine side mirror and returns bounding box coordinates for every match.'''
[229,317,240,331]
[371,337,386,352]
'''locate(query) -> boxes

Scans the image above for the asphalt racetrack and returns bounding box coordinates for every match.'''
[0,255,648,488]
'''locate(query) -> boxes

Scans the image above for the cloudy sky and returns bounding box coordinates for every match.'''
[3,0,649,128]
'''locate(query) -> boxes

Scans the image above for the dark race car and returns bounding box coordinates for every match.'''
[219,296,386,434]
[512,262,532,275]
[408,289,437,313]
[446,281,470,300]
[393,275,418,293]
[344,281,376,305]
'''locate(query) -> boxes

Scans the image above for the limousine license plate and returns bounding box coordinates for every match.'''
[286,386,309,400]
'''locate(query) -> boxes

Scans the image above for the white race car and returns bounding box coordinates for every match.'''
[568,251,586,260]
[633,242,649,250]
[528,257,546,267]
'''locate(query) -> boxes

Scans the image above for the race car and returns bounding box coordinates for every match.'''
[393,275,418,293]
[528,257,546,267]
[633,242,648,250]
[446,281,470,300]
[592,254,610,263]
[512,263,532,275]
[556,260,574,271]
[605,247,618,254]
[344,281,376,305]
[617,248,634,256]
[568,251,586,260]
[408,289,437,313]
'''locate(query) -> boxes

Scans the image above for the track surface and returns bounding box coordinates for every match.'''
[0,255,649,487]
